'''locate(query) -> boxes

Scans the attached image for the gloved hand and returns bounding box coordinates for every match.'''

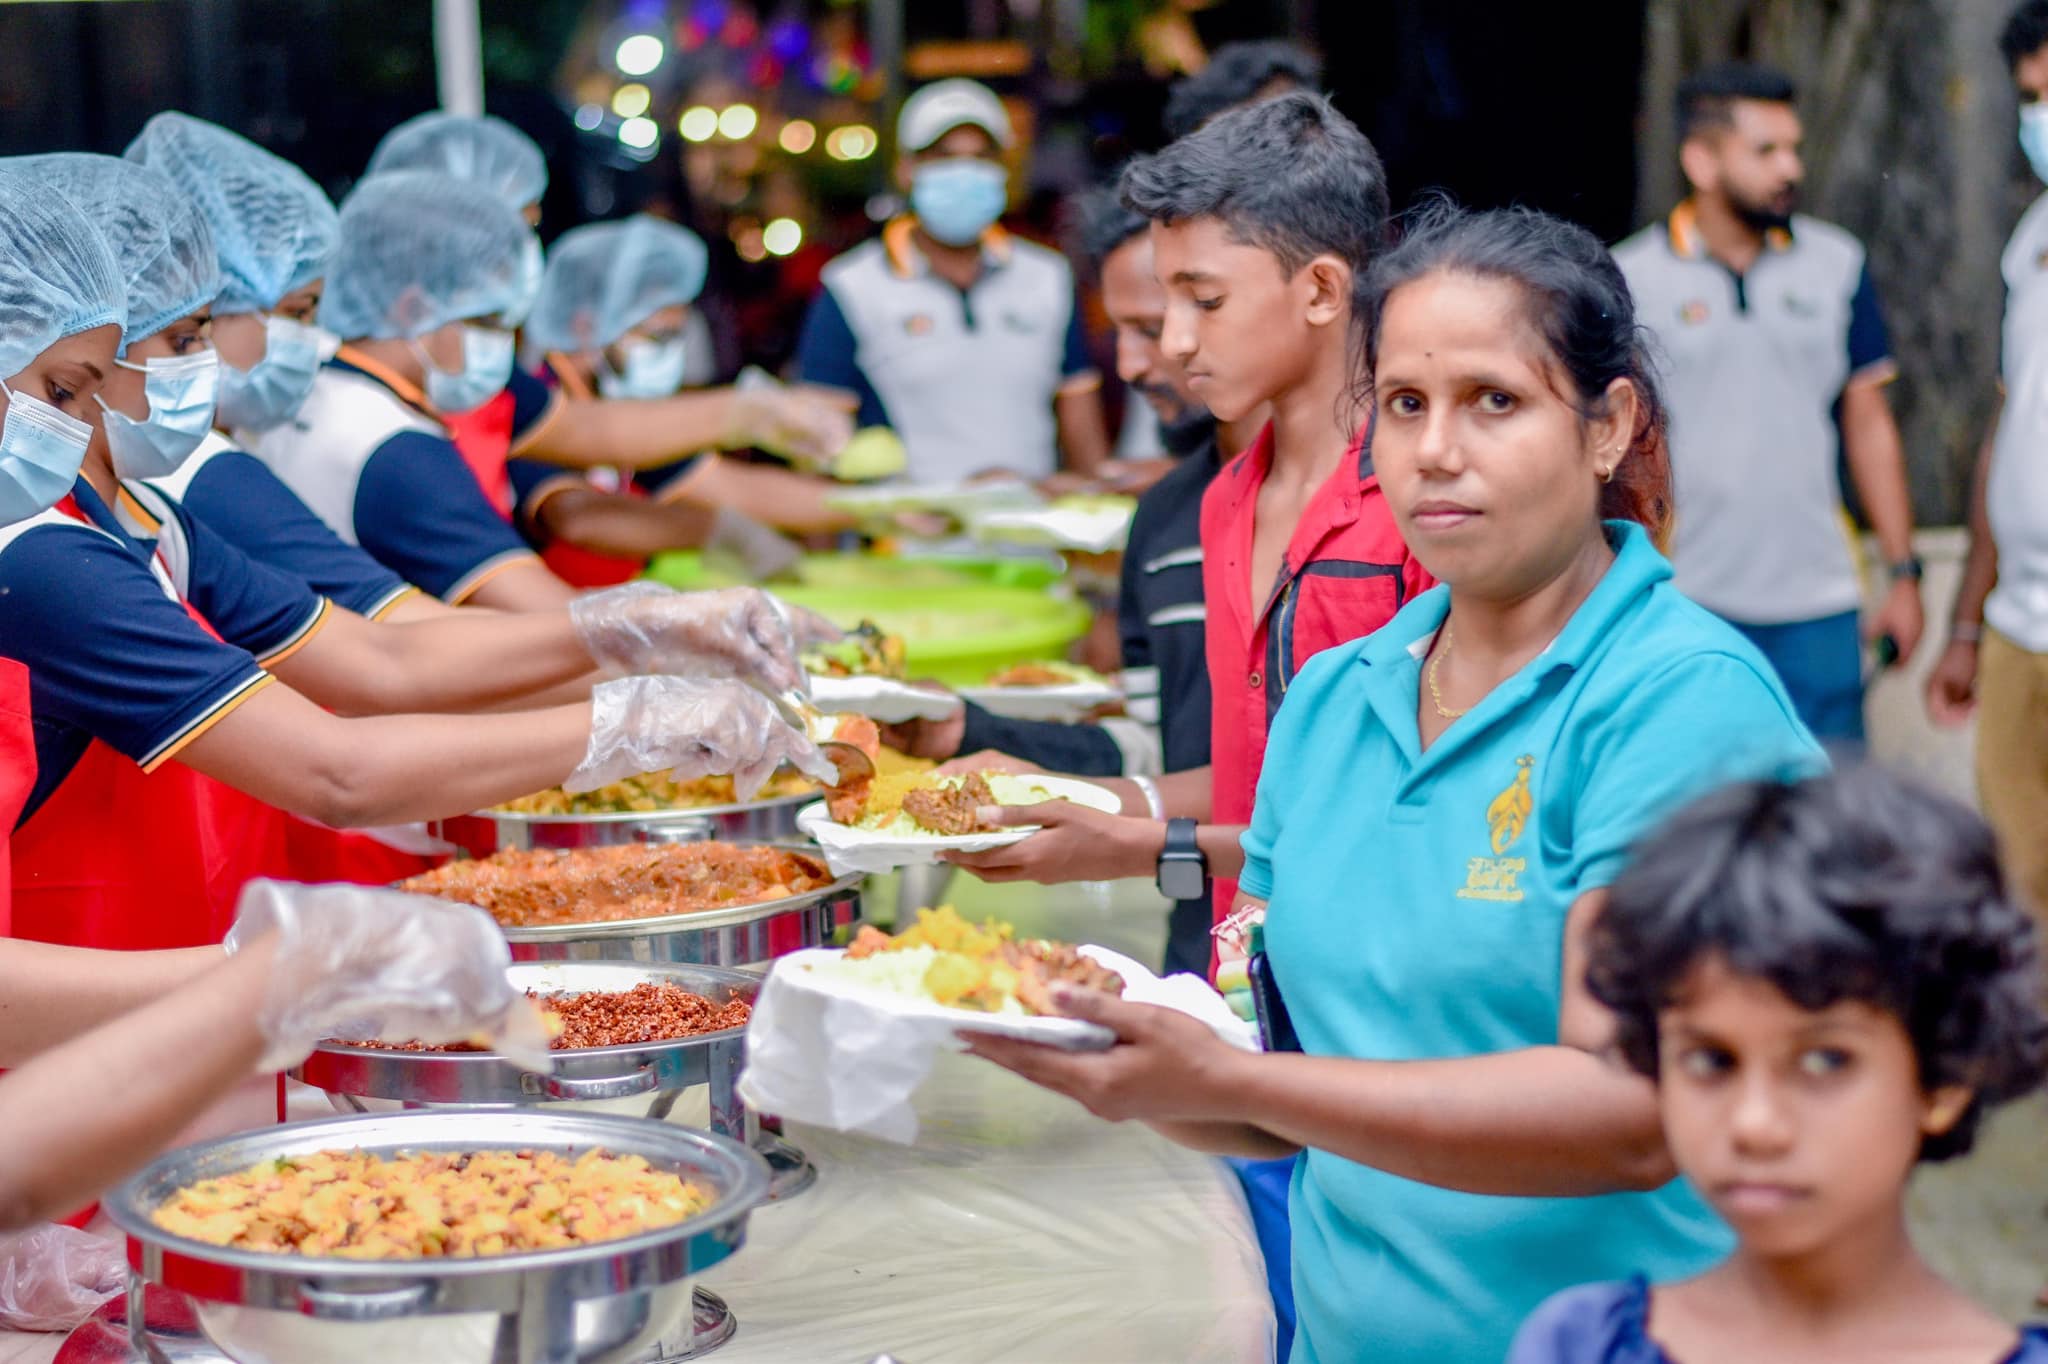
[224,879,551,1072]
[705,507,803,582]
[764,593,843,651]
[571,582,807,693]
[728,383,856,465]
[0,1224,124,1332]
[569,675,836,798]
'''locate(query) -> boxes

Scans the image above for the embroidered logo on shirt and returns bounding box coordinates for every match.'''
[1458,755,1534,903]
[904,314,935,336]
[1678,300,1710,325]
[1782,292,1821,318]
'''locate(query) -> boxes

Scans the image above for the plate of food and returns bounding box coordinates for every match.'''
[737,907,1257,1140]
[772,907,1124,1050]
[807,674,962,724]
[794,769,1120,871]
[823,479,1044,526]
[968,493,1137,554]
[959,660,1123,722]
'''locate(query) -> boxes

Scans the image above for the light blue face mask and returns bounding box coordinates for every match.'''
[96,350,221,480]
[598,333,689,400]
[217,315,335,434]
[0,380,92,524]
[2023,105,2048,185]
[501,233,546,330]
[415,324,516,415]
[910,159,1009,247]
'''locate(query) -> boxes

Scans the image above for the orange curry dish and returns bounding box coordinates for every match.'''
[397,844,837,929]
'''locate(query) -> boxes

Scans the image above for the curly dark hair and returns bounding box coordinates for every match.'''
[1588,766,2048,1163]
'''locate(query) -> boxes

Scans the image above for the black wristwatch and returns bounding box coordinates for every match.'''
[1888,555,1925,582]
[1157,817,1209,903]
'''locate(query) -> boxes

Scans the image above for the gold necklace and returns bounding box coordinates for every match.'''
[1427,621,1469,720]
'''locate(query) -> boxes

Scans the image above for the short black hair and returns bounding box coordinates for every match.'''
[1675,61,1799,144]
[2002,0,2048,68]
[1163,40,1325,139]
[1588,766,2048,1164]
[1119,92,1388,278]
[1068,184,1151,273]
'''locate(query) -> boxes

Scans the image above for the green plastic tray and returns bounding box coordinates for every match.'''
[785,584,1093,687]
[643,550,1062,594]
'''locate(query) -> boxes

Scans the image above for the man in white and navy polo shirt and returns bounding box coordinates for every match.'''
[1616,61,1924,746]
[795,78,1110,485]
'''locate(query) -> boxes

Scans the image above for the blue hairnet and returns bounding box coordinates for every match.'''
[12,154,220,357]
[320,171,532,340]
[124,112,338,316]
[0,164,126,380]
[523,216,709,356]
[365,112,548,213]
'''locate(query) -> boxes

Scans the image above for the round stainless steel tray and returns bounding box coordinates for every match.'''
[294,962,759,1128]
[292,962,817,1203]
[436,791,815,856]
[57,1280,736,1364]
[104,1111,769,1364]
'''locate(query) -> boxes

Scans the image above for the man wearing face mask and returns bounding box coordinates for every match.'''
[1926,0,2048,925]
[796,78,1112,484]
[1614,62,1924,747]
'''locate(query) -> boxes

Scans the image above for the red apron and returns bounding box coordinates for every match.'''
[442,388,517,520]
[10,499,286,951]
[274,815,441,886]
[0,659,34,935]
[531,353,647,587]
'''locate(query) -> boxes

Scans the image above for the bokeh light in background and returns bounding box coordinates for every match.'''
[762,217,802,256]
[825,125,876,162]
[613,33,664,77]
[678,105,720,142]
[618,115,659,150]
[779,119,817,155]
[718,104,759,140]
[611,83,651,118]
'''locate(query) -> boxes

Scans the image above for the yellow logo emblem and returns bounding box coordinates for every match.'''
[1459,755,1534,903]
[1486,755,1535,854]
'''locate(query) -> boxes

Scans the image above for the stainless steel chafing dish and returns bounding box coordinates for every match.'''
[103,1110,769,1364]
[293,962,817,1202]
[482,851,864,972]
[435,790,815,857]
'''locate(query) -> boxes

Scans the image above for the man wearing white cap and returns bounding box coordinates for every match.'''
[795,78,1110,484]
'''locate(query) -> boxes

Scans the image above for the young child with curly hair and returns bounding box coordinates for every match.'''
[1510,765,2048,1363]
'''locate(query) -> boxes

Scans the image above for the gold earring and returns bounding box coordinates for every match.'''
[1598,465,1615,484]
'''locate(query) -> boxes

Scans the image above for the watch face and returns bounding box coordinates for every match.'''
[1160,859,1206,902]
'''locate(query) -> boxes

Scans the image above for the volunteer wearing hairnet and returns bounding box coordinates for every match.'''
[123,111,442,624]
[364,111,857,508]
[7,153,837,894]
[240,170,587,607]
[0,168,553,1332]
[512,215,851,586]
[367,109,549,225]
[0,167,831,948]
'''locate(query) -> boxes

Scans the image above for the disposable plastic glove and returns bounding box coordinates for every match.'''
[728,382,856,465]
[568,674,836,798]
[571,582,806,692]
[705,506,803,582]
[0,1224,124,1332]
[765,593,843,651]
[223,879,551,1072]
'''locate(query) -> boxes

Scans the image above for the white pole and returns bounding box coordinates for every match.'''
[434,0,485,115]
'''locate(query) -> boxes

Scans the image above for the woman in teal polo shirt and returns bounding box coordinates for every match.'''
[965,204,1826,1363]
